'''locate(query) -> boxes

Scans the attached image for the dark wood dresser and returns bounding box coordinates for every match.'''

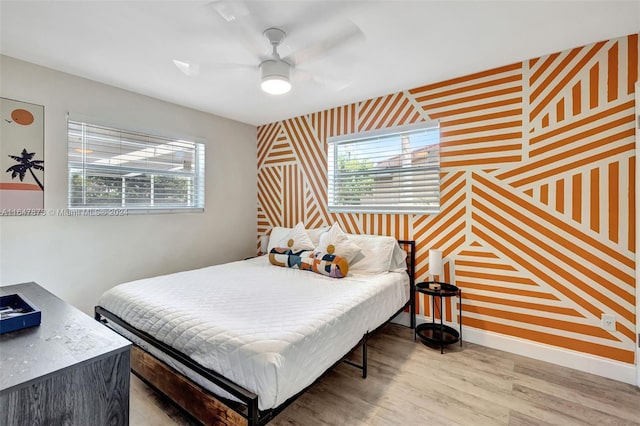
[0,282,131,425]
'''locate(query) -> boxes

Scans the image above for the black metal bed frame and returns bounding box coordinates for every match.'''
[94,240,416,426]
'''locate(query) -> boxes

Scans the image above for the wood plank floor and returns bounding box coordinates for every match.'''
[130,324,640,425]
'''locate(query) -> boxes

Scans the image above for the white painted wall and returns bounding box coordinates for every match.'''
[0,55,257,314]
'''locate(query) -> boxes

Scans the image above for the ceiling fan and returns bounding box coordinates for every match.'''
[259,27,293,95]
[173,1,365,95]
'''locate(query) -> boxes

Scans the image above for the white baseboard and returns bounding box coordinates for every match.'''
[391,313,637,386]
[391,311,412,327]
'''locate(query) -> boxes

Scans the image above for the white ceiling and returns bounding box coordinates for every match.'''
[1,1,639,126]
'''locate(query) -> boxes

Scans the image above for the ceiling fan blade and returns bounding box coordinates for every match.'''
[293,68,314,82]
[314,75,352,92]
[173,59,201,77]
[173,59,255,77]
[209,0,250,23]
[288,19,365,66]
[293,68,352,92]
[205,63,256,72]
[207,0,267,58]
[277,2,362,39]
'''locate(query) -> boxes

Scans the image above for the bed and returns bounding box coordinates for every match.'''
[95,231,415,426]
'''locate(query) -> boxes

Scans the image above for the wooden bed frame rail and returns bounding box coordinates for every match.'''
[95,305,260,424]
[95,239,416,426]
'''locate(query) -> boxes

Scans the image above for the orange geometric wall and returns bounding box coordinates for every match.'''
[257,34,638,364]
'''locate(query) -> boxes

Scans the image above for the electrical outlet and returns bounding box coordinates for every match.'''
[601,314,616,331]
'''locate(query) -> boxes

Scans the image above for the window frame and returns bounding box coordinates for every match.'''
[327,120,440,215]
[67,115,206,214]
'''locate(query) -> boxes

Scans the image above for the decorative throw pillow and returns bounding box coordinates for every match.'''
[269,247,313,269]
[315,222,362,263]
[268,247,349,278]
[277,222,315,251]
[308,251,349,278]
[307,226,329,246]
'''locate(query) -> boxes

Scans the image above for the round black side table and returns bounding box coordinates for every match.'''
[414,281,462,353]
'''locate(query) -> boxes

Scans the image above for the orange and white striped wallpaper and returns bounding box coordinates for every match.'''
[257,34,638,364]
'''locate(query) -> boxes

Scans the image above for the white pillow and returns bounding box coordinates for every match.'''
[347,234,402,274]
[315,223,362,263]
[390,243,408,271]
[267,226,291,253]
[307,226,329,246]
[277,222,315,250]
[267,224,328,252]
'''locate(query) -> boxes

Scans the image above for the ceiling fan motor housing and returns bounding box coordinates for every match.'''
[260,59,291,94]
[261,59,290,81]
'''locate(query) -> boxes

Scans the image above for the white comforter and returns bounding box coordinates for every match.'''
[98,256,409,410]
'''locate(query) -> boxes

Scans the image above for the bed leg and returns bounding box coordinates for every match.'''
[362,337,368,379]
[247,396,259,426]
[94,308,107,324]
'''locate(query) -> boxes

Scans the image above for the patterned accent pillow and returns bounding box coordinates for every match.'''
[308,251,349,278]
[269,247,349,278]
[269,247,313,269]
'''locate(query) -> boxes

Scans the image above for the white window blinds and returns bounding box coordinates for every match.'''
[68,119,205,212]
[327,121,440,214]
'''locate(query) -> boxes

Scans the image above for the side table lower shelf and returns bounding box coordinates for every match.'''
[415,323,460,353]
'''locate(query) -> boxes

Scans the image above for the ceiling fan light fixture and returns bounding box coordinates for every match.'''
[260,59,291,95]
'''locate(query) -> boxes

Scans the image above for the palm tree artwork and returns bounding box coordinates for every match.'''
[6,148,44,190]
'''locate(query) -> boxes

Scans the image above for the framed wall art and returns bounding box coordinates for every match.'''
[0,97,44,211]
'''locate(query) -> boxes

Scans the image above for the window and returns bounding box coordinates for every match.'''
[327,121,440,214]
[68,119,205,212]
